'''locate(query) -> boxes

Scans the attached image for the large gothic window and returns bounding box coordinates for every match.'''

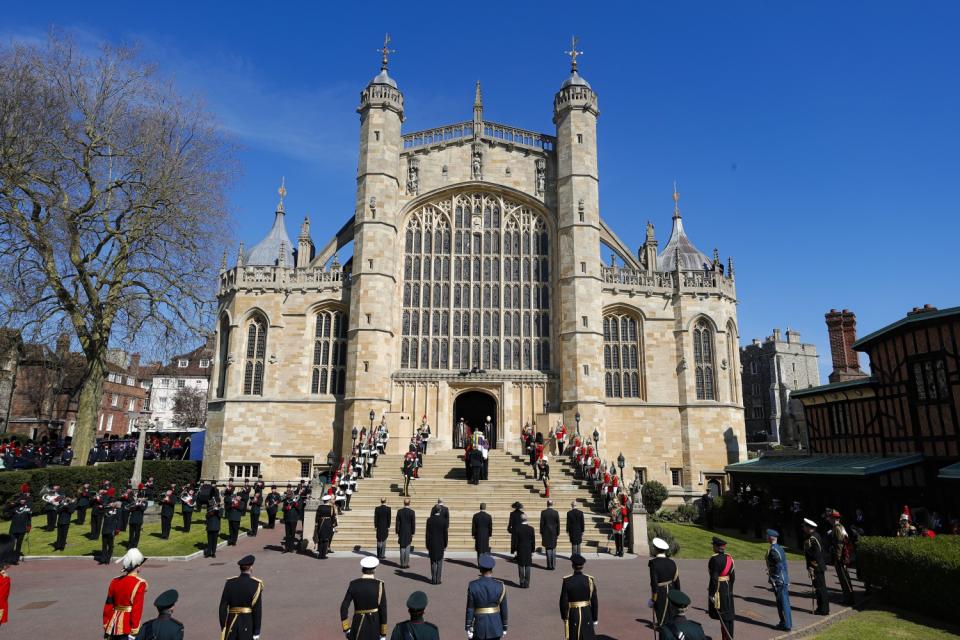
[401,192,550,371]
[603,313,643,398]
[693,319,715,400]
[312,310,347,395]
[216,314,231,398]
[243,314,267,395]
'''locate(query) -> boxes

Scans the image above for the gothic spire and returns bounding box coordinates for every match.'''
[299,216,311,240]
[473,80,483,128]
[672,181,681,220]
[220,249,227,271]
[474,80,483,108]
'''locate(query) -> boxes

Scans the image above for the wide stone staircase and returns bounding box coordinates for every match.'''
[329,448,613,552]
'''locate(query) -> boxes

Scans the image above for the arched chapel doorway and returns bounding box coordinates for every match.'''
[452,390,497,449]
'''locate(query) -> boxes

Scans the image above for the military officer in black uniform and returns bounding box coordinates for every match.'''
[374,498,391,560]
[99,501,121,565]
[658,591,707,640]
[340,556,388,640]
[75,483,91,524]
[281,492,300,553]
[7,497,31,555]
[559,553,599,640]
[226,495,243,545]
[44,483,62,530]
[136,588,184,640]
[205,501,222,558]
[180,489,195,533]
[314,494,337,559]
[218,555,263,640]
[648,537,681,631]
[466,554,508,640]
[265,486,281,529]
[390,591,438,640]
[472,503,493,568]
[803,517,830,615]
[90,490,105,539]
[159,490,175,539]
[707,537,736,640]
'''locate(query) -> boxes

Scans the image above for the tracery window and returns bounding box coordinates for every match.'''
[693,319,715,400]
[243,314,267,395]
[603,313,643,398]
[401,192,550,371]
[311,310,347,394]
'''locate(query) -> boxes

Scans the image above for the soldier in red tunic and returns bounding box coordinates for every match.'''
[103,548,148,639]
[0,533,20,629]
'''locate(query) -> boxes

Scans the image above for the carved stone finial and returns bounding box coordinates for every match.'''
[474,80,483,108]
[672,181,681,220]
[713,248,720,266]
[220,249,227,271]
[332,251,341,269]
[277,177,286,213]
[727,256,735,277]
[564,35,583,73]
[646,220,655,241]
[378,33,396,72]
[299,216,310,240]
[237,241,245,267]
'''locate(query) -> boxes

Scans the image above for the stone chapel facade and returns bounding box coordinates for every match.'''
[202,53,746,500]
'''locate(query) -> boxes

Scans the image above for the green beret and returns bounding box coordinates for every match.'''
[667,590,691,608]
[406,590,428,610]
[154,589,179,609]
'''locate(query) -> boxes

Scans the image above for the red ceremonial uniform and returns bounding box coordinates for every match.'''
[103,573,148,636]
[0,569,10,624]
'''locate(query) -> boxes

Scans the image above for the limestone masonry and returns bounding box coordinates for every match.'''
[203,51,746,502]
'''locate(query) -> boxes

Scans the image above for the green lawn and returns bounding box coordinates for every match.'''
[813,608,960,640]
[20,513,245,557]
[655,522,803,560]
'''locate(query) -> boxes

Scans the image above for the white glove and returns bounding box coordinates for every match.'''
[380,636,387,640]
[253,636,260,640]
[467,631,474,639]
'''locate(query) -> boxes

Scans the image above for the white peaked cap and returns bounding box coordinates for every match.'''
[803,518,818,528]
[653,537,670,551]
[117,548,146,570]
[361,556,379,569]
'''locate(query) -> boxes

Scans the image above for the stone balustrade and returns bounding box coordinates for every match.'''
[402,120,556,152]
[219,265,349,295]
[601,266,736,297]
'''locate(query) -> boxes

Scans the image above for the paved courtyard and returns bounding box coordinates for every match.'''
[9,524,856,639]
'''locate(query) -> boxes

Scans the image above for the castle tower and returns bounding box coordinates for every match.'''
[553,38,605,430]
[342,35,405,451]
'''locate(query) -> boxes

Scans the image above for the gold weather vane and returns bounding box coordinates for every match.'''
[278,176,287,212]
[672,181,681,218]
[379,33,396,71]
[565,35,583,72]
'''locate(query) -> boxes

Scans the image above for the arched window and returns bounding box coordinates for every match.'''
[727,321,739,403]
[602,312,644,399]
[312,310,347,394]
[216,315,231,398]
[401,193,550,371]
[694,319,716,400]
[243,314,267,395]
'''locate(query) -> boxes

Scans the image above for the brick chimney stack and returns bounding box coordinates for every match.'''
[825,309,867,383]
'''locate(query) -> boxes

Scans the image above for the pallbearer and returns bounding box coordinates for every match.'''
[340,556,388,640]
[218,555,263,640]
[559,553,598,639]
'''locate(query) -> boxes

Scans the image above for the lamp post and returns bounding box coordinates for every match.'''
[369,410,376,434]
[543,400,549,415]
[575,411,581,436]
[617,452,625,478]
[592,428,600,456]
[351,426,358,449]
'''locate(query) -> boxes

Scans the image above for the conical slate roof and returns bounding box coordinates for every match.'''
[657,216,711,271]
[245,208,294,267]
[560,69,592,90]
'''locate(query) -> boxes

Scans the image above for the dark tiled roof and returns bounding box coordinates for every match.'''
[853,306,960,351]
[155,343,214,377]
[790,377,875,399]
[726,454,923,477]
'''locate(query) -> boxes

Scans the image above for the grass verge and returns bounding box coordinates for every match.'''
[812,607,960,639]
[657,522,803,560]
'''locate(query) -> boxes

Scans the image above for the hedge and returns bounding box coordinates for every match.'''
[857,535,960,623]
[0,460,200,514]
[648,523,681,557]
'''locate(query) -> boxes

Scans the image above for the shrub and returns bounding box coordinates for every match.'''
[0,460,200,514]
[715,493,740,529]
[648,523,681,556]
[677,503,698,522]
[642,480,669,514]
[857,535,960,623]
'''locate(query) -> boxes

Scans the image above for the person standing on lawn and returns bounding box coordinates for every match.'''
[265,486,281,529]
[99,500,121,565]
[707,537,735,640]
[766,529,792,632]
[180,489,195,533]
[205,501,222,559]
[827,510,855,605]
[247,491,262,537]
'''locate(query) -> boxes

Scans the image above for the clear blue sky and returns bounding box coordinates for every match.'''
[5,1,958,380]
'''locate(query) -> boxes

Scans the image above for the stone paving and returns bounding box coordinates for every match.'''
[7,524,857,639]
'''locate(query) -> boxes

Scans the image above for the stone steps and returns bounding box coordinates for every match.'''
[327,450,615,551]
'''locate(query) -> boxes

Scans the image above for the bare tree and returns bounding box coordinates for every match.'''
[172,386,207,431]
[0,34,234,465]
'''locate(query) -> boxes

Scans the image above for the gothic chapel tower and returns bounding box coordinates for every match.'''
[342,38,404,448]
[554,41,605,429]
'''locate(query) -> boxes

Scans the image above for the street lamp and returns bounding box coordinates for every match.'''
[617,452,625,477]
[575,411,581,436]
[351,426,359,448]
[543,400,549,414]
[592,428,600,455]
[369,410,376,433]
